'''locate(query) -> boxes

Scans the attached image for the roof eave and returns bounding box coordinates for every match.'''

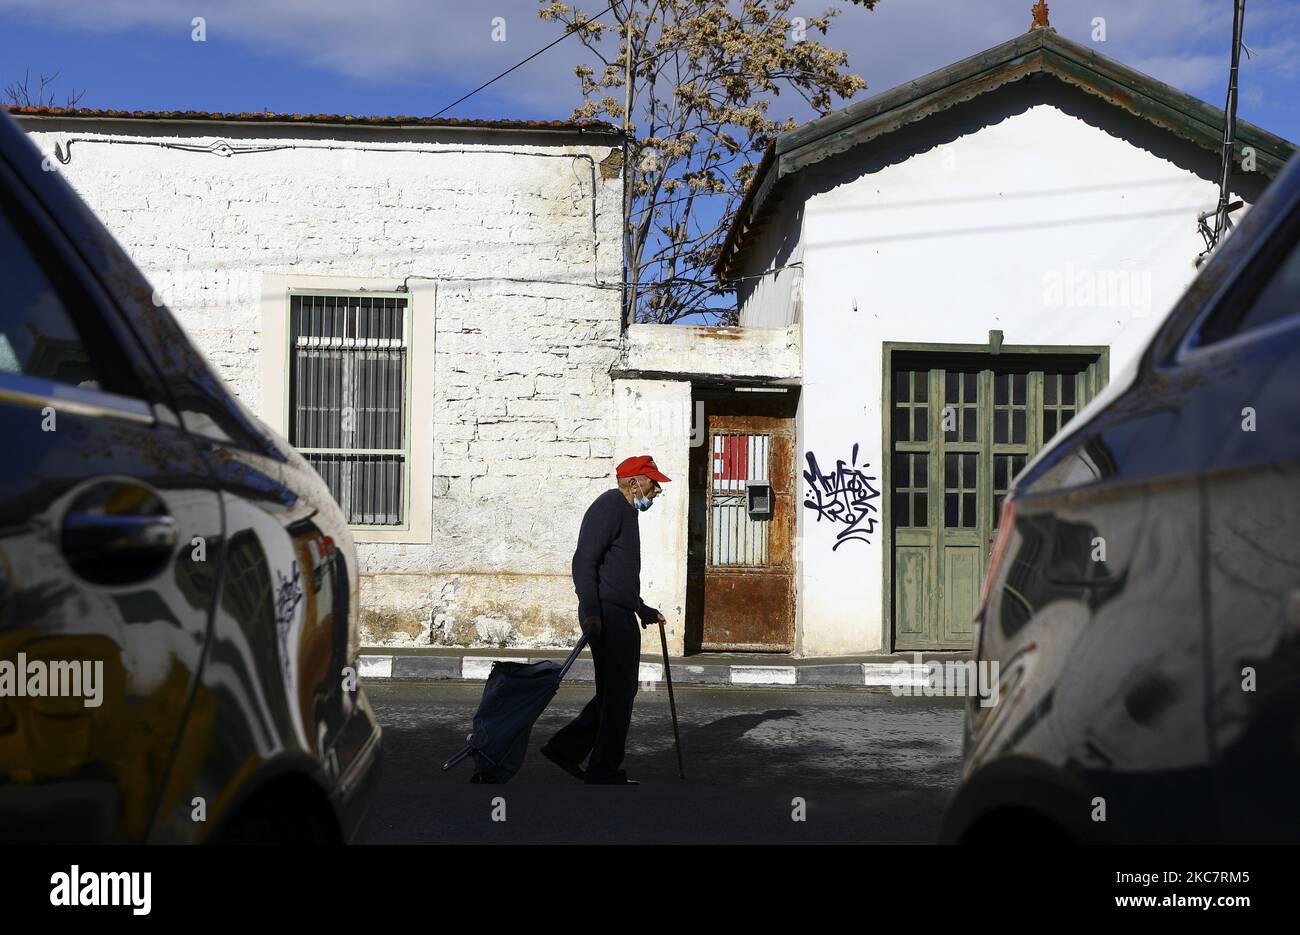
[6,106,623,137]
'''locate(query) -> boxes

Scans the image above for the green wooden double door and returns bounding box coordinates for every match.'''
[889,350,1106,650]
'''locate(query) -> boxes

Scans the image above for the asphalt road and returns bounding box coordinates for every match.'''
[358,680,965,844]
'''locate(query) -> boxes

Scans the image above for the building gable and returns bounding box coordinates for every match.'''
[718,26,1296,280]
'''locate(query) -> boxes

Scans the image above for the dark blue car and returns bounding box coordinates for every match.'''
[946,151,1300,844]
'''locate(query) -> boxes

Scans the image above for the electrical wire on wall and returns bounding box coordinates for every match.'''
[43,133,623,291]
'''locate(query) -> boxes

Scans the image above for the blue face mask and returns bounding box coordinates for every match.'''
[633,479,653,512]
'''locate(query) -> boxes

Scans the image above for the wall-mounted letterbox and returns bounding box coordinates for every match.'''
[746,482,772,519]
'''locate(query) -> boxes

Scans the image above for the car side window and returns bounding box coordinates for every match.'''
[0,186,143,399]
[1196,229,1300,347]
[0,194,101,390]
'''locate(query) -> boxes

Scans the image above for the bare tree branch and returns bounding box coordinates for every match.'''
[542,0,876,324]
[4,67,86,108]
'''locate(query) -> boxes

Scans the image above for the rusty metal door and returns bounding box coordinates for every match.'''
[690,407,796,652]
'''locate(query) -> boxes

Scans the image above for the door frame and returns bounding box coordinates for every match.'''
[685,387,799,654]
[881,338,1109,651]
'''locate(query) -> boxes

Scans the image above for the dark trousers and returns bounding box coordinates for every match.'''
[548,604,640,781]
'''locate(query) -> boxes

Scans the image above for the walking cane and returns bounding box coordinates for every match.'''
[657,618,686,780]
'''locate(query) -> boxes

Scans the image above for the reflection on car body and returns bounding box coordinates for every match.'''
[946,151,1300,844]
[0,109,380,844]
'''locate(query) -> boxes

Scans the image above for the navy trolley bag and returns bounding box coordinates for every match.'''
[441,635,589,783]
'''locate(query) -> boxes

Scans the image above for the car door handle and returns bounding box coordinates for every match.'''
[61,481,179,585]
[63,511,178,551]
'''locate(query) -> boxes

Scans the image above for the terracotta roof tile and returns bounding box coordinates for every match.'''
[6,105,619,134]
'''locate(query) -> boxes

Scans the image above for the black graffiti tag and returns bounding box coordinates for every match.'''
[803,444,881,550]
[274,561,304,678]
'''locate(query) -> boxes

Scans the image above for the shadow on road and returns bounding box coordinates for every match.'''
[358,681,964,843]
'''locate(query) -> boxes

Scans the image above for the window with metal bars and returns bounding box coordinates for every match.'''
[287,292,410,527]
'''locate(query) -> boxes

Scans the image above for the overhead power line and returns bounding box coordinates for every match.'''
[430,1,623,119]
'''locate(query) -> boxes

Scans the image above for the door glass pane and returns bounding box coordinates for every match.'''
[893,452,929,529]
[943,445,959,528]
[893,405,910,441]
[993,454,1027,526]
[944,452,979,528]
[893,451,911,528]
[894,370,928,442]
[710,433,770,565]
[994,409,1009,443]
[944,370,979,441]
[1041,370,1083,445]
[894,491,909,526]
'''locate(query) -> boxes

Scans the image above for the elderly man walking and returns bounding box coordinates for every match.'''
[541,455,669,785]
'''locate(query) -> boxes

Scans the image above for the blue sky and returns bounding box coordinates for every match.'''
[2,0,1298,142]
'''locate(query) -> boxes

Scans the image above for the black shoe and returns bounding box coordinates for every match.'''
[585,770,640,785]
[541,743,588,782]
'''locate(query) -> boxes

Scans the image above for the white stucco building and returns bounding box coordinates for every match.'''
[12,20,1296,659]
[13,107,645,650]
[708,22,1294,655]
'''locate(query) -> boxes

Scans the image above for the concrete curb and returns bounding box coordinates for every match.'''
[360,651,979,692]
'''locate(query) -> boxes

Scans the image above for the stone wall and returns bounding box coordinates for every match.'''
[21,117,626,649]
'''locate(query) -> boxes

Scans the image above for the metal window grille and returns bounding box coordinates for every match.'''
[709,433,770,566]
[288,293,409,527]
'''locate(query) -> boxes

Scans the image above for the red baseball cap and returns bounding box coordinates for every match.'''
[616,455,671,483]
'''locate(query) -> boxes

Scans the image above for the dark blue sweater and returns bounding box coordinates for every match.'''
[572,488,658,625]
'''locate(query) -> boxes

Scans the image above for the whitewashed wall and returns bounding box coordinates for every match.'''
[21,117,625,649]
[740,89,1264,655]
[614,323,803,654]
[610,379,691,656]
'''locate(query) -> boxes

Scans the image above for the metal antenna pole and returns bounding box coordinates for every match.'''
[1213,0,1247,244]
[623,3,637,328]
